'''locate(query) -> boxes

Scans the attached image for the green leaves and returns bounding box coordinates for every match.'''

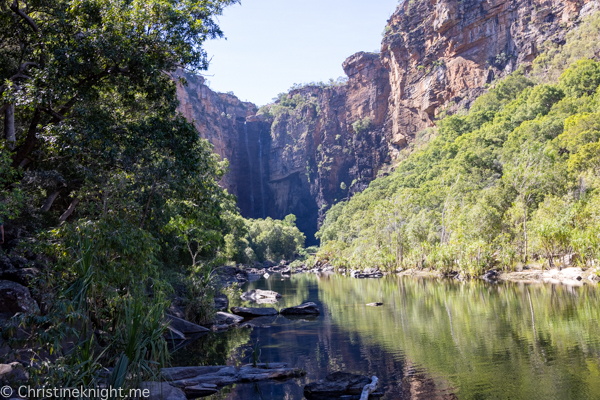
[317,54,600,273]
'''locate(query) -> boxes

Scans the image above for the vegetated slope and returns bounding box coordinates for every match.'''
[316,12,600,276]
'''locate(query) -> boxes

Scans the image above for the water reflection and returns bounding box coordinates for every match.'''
[172,274,600,399]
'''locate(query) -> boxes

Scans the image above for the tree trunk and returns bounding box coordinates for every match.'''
[139,181,156,229]
[13,108,41,167]
[360,376,378,400]
[523,203,528,263]
[59,198,79,223]
[4,104,15,150]
[40,188,63,212]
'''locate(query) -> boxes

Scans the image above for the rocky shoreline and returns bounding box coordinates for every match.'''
[219,257,600,288]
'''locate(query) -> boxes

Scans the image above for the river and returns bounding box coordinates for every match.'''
[172,273,600,399]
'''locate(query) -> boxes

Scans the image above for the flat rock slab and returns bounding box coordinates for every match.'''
[280,302,320,315]
[351,271,383,279]
[140,381,187,400]
[162,363,304,391]
[241,289,282,304]
[304,372,372,399]
[215,311,244,325]
[166,314,210,335]
[164,325,186,341]
[183,383,218,397]
[230,306,278,318]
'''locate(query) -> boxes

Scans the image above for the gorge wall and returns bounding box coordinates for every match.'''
[177,0,599,244]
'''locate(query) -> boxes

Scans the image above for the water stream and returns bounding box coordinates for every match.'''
[243,122,255,214]
[258,132,266,218]
[173,274,600,399]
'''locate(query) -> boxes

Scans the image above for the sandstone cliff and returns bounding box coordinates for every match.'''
[177,0,599,243]
[382,0,599,154]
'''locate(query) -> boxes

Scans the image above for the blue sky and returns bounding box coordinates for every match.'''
[201,0,400,106]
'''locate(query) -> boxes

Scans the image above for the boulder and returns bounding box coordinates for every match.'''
[241,289,282,304]
[247,273,262,282]
[214,311,244,325]
[167,304,186,319]
[164,325,186,341]
[0,268,40,286]
[183,383,218,397]
[350,270,383,279]
[0,256,13,272]
[165,314,210,335]
[0,280,39,319]
[8,256,28,269]
[213,294,229,311]
[304,372,372,399]
[481,270,499,282]
[230,307,278,318]
[280,302,320,315]
[0,362,28,384]
[140,381,187,400]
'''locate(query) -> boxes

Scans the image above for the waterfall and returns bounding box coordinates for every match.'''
[244,122,255,214]
[258,132,266,218]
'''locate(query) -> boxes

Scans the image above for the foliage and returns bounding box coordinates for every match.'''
[0,0,243,391]
[226,214,306,263]
[317,54,600,274]
[352,117,373,135]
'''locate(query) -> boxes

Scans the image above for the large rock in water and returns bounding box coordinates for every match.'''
[304,372,372,399]
[165,314,210,335]
[213,294,229,311]
[162,363,304,390]
[280,302,320,315]
[140,381,187,400]
[241,289,282,304]
[0,280,39,319]
[230,306,278,318]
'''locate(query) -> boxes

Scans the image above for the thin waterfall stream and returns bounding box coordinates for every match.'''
[243,122,255,213]
[258,132,266,218]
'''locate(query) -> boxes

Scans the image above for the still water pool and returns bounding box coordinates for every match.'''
[172,273,600,399]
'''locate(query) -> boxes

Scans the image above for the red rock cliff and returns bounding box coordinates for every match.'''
[176,0,599,242]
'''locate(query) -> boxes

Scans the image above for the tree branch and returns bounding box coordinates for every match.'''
[59,198,79,223]
[10,0,40,34]
[39,106,64,122]
[40,188,63,212]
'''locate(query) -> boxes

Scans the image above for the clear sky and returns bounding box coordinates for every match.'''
[201,0,400,106]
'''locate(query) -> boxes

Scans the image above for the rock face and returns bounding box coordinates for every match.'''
[176,0,597,242]
[0,280,39,319]
[381,0,596,150]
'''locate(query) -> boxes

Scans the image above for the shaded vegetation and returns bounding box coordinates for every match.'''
[224,214,306,264]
